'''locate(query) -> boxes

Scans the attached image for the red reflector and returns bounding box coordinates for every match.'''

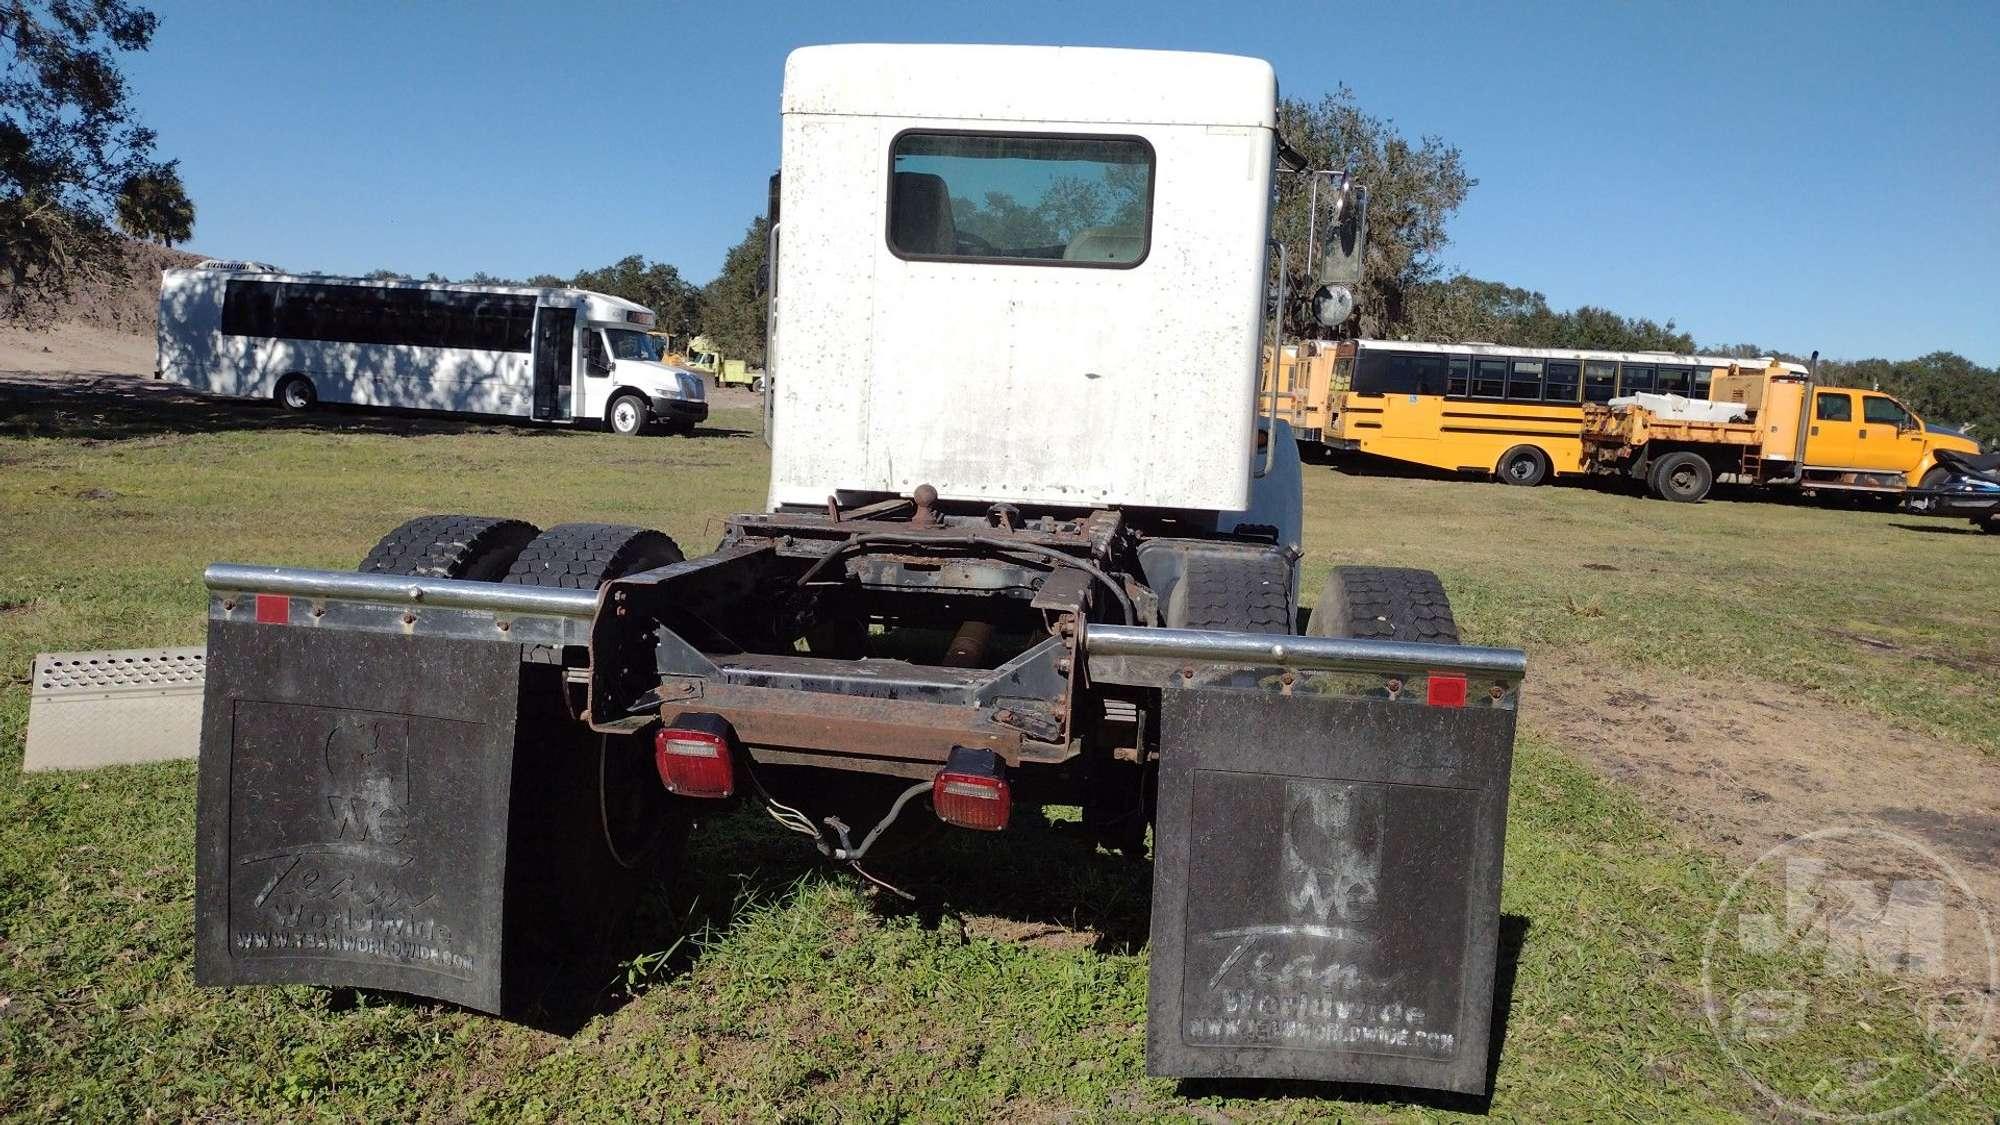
[254,594,290,624]
[654,727,735,798]
[1426,673,1468,708]
[933,747,1010,831]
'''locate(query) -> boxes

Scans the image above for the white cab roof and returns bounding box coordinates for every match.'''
[782,43,1277,128]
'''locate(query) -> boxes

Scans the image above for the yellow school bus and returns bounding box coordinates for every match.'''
[1292,340,1806,485]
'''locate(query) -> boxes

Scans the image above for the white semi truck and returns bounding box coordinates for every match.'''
[190,45,1524,1097]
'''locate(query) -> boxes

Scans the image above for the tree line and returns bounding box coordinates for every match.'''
[7,0,1992,441]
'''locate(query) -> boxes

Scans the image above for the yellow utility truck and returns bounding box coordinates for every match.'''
[1581,360,1979,501]
[686,334,764,391]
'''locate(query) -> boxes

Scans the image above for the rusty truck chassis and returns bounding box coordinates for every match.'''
[206,495,1524,833]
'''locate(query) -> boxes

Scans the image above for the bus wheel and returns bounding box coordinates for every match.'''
[607,393,649,436]
[275,374,316,411]
[1496,445,1549,487]
[1648,451,1713,502]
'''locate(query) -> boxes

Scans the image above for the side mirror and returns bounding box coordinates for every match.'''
[1318,182,1367,289]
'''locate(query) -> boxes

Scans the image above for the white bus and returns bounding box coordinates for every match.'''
[157,268,708,435]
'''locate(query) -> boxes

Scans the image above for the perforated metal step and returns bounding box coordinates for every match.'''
[24,647,206,771]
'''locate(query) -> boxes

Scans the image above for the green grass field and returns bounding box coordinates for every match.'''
[3,397,1997,1120]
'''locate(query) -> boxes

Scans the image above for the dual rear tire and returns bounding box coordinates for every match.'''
[359,514,685,588]
[1646,451,1713,502]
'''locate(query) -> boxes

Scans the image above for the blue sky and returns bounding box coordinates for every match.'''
[130,1,2000,363]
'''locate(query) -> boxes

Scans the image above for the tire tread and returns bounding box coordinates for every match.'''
[502,522,685,589]
[358,514,541,580]
[1309,565,1460,644]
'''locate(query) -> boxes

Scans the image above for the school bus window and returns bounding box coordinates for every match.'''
[1447,356,1469,397]
[1816,392,1852,422]
[1621,365,1655,395]
[1583,361,1616,403]
[1657,366,1691,396]
[1863,395,1911,427]
[1472,358,1507,398]
[1544,361,1580,402]
[1508,360,1543,401]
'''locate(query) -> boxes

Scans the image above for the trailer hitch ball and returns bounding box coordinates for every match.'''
[655,712,741,799]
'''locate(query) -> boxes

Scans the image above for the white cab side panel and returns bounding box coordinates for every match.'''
[768,113,1272,512]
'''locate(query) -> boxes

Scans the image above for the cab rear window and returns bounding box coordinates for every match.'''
[887,132,1154,267]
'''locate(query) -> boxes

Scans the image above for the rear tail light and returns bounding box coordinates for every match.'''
[654,713,738,798]
[933,746,1010,831]
[1426,673,1468,708]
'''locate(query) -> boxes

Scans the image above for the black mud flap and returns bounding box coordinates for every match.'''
[194,621,669,1019]
[1146,688,1515,1096]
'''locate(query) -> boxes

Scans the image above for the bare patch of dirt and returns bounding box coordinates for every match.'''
[961,916,1099,949]
[1526,652,2000,1013]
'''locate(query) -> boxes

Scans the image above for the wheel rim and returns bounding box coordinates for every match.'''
[283,382,306,407]
[613,402,637,431]
[1505,454,1535,482]
[1670,466,1697,493]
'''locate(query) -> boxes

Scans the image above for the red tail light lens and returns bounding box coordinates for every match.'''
[1426,673,1468,708]
[933,746,1010,831]
[654,714,737,798]
[254,594,290,624]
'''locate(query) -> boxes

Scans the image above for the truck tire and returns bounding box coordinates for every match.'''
[1496,445,1549,487]
[607,393,650,436]
[1919,466,1951,491]
[1648,451,1712,502]
[275,374,316,411]
[503,523,684,589]
[357,514,541,581]
[1165,550,1291,634]
[1306,565,1459,644]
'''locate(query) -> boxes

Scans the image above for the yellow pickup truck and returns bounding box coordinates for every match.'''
[1581,361,1979,501]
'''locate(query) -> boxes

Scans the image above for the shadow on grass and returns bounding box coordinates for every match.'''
[0,372,753,443]
[1888,520,1988,536]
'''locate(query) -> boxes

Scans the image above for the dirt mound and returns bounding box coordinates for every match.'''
[74,242,206,335]
[5,240,204,337]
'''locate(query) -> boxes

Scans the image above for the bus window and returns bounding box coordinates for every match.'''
[1472,358,1507,398]
[1544,361,1580,402]
[1621,366,1655,395]
[1355,350,1450,395]
[1692,368,1713,399]
[1656,366,1690,396]
[1507,360,1543,400]
[1447,356,1469,397]
[1583,361,1616,403]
